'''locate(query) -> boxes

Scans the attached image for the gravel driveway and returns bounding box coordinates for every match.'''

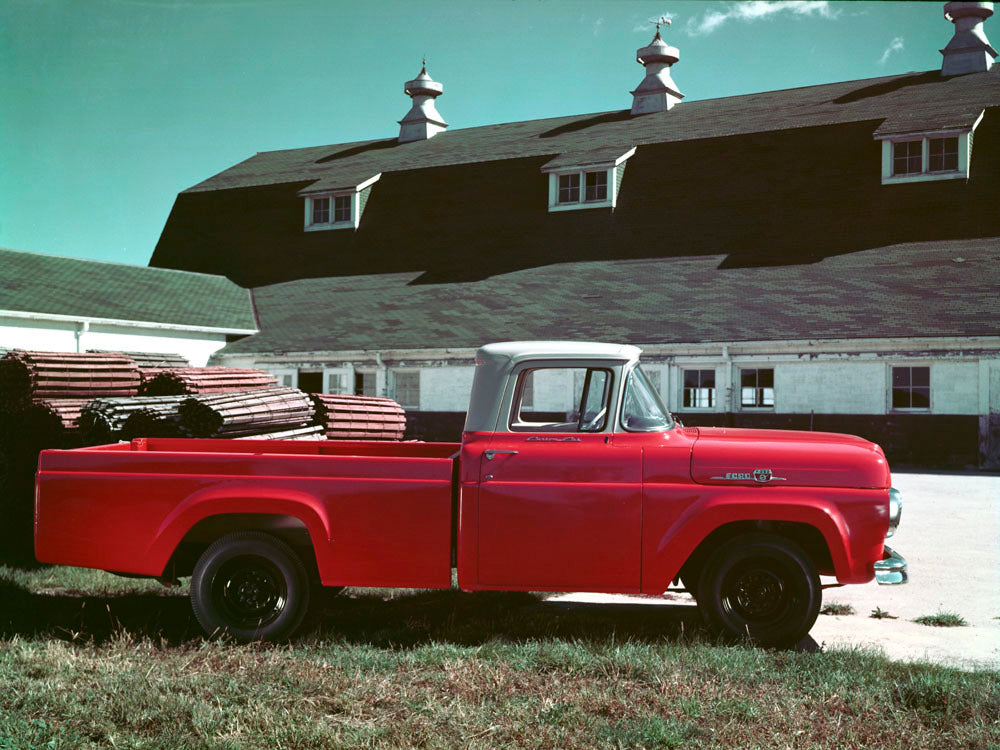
[548,471,1000,670]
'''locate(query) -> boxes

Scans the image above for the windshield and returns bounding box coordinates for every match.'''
[621,365,674,432]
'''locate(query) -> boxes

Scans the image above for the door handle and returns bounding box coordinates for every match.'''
[484,449,518,461]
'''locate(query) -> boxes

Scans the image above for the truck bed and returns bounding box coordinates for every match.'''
[35,438,460,588]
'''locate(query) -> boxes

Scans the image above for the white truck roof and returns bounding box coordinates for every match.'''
[465,341,643,433]
[476,341,642,365]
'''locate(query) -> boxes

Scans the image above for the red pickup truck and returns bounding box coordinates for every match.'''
[34,342,906,646]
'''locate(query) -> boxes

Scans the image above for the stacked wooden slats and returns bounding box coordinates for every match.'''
[310,394,406,440]
[31,399,90,432]
[88,350,190,369]
[0,351,140,406]
[78,395,188,444]
[233,424,326,441]
[179,387,317,438]
[141,367,278,396]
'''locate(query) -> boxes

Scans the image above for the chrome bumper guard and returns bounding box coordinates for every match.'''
[874,545,908,585]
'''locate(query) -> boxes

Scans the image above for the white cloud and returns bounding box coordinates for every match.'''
[879,36,905,65]
[686,1,839,36]
[593,17,605,36]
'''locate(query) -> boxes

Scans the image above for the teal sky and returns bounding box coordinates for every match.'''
[1,1,954,267]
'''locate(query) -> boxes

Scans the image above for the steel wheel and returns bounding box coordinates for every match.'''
[697,532,820,647]
[191,531,311,641]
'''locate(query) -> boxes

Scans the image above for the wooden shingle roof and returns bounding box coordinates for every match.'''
[221,238,1000,355]
[0,248,257,332]
[186,68,1000,195]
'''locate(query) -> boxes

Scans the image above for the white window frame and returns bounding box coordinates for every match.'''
[543,147,635,212]
[323,368,350,395]
[269,368,297,389]
[302,173,381,231]
[681,367,717,411]
[888,363,931,413]
[737,366,775,411]
[877,114,980,185]
[391,370,421,409]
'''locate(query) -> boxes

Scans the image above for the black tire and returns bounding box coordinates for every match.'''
[191,531,311,642]
[696,533,820,647]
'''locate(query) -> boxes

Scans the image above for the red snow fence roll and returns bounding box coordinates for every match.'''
[31,398,91,433]
[309,394,406,440]
[0,351,140,406]
[140,367,278,396]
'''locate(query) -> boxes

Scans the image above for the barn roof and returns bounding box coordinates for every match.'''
[220,238,1000,355]
[185,68,1000,195]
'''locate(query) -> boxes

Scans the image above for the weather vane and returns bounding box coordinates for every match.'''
[653,15,672,32]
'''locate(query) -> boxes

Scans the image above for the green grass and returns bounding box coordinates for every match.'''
[820,602,855,616]
[914,611,969,628]
[870,607,898,620]
[1,565,998,749]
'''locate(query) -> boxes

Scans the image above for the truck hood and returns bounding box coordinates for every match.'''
[690,427,890,489]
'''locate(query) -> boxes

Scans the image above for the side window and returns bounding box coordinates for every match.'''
[510,367,613,432]
[891,366,930,410]
[740,368,774,408]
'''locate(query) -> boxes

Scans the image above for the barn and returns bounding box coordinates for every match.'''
[149,5,1000,467]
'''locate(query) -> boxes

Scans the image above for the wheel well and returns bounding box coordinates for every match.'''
[677,520,833,588]
[165,513,319,580]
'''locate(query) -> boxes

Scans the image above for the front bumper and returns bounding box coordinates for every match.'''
[874,545,908,585]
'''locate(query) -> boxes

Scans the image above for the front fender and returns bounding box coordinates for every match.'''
[146,484,333,578]
[642,490,870,594]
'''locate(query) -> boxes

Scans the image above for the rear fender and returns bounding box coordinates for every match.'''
[644,492,856,593]
[146,484,332,580]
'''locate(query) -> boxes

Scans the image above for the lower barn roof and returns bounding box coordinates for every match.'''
[0,248,257,332]
[222,239,1000,355]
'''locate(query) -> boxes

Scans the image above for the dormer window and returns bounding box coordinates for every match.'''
[543,147,635,213]
[305,193,354,230]
[300,173,381,232]
[876,113,980,185]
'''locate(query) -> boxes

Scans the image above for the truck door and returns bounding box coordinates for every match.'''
[476,365,643,591]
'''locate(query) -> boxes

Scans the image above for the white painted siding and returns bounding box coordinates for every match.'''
[421,366,476,411]
[776,362,886,415]
[932,361,979,415]
[0,317,230,366]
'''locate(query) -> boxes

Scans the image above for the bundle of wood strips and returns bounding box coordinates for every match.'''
[88,350,190,369]
[31,399,91,432]
[179,387,315,438]
[140,367,278,396]
[78,395,188,444]
[0,351,140,406]
[309,394,406,440]
[233,424,326,441]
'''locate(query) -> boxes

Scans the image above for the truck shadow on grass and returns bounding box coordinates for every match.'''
[0,578,819,652]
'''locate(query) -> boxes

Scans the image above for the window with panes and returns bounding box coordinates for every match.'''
[393,371,420,408]
[333,195,351,223]
[892,141,922,175]
[683,369,716,409]
[892,366,930,410]
[740,368,774,408]
[558,174,580,204]
[928,137,958,172]
[312,197,330,224]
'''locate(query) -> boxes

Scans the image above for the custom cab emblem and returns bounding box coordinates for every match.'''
[711,469,787,483]
[525,436,581,442]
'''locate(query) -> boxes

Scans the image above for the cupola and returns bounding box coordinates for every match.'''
[398,60,448,143]
[941,2,996,76]
[630,20,683,115]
